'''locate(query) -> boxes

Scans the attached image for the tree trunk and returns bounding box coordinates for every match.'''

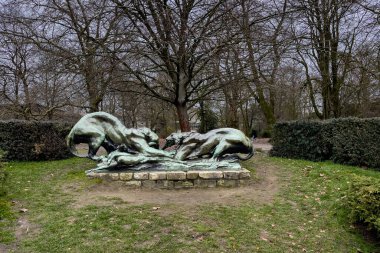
[175,68,191,132]
[88,96,100,113]
[87,78,100,112]
[256,86,276,129]
[224,84,240,129]
[260,101,276,129]
[240,102,252,136]
[175,103,191,132]
[226,104,239,128]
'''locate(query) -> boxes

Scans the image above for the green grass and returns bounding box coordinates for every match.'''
[0,155,379,252]
[0,160,14,244]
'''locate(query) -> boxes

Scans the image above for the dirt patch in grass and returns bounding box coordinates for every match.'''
[0,243,15,253]
[10,200,41,241]
[15,216,40,241]
[72,155,280,209]
[253,138,273,152]
[0,208,41,252]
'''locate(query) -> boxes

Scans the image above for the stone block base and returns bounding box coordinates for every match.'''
[87,169,251,189]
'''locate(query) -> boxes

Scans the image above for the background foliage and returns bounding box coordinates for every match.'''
[346,175,380,235]
[0,121,72,161]
[0,0,378,133]
[270,118,380,169]
[198,103,219,133]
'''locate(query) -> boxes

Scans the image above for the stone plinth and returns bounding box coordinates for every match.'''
[87,169,251,189]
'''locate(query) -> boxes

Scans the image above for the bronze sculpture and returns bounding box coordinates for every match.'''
[164,129,254,161]
[66,112,172,161]
[67,112,254,171]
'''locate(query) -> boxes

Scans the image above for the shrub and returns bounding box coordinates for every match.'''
[0,120,73,161]
[270,121,331,161]
[346,175,380,235]
[270,117,380,169]
[329,118,380,168]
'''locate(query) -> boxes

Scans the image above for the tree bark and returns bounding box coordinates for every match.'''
[175,103,191,132]
[87,82,101,113]
[258,95,276,128]
[88,98,100,113]
[226,103,239,128]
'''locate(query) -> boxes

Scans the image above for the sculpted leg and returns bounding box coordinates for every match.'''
[130,137,174,158]
[211,140,229,160]
[144,146,173,157]
[102,138,117,153]
[88,133,105,160]
[175,143,197,160]
[194,138,219,158]
[115,153,148,165]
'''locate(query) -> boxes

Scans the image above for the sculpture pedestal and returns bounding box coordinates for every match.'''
[87,169,251,189]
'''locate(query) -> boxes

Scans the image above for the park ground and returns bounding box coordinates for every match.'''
[0,152,379,252]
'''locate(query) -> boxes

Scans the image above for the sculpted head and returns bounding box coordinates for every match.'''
[163,131,195,149]
[139,127,160,148]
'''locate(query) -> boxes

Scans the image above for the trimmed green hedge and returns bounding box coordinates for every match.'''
[346,175,380,235]
[0,121,73,161]
[270,118,380,169]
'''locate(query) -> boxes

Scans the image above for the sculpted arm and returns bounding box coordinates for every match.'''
[130,137,173,158]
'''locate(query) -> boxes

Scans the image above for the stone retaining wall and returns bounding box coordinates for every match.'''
[87,169,251,189]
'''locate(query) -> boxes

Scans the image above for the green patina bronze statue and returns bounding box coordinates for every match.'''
[163,129,254,161]
[67,112,254,172]
[66,112,172,161]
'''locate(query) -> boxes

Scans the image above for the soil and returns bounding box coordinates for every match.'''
[0,202,41,253]
[72,154,280,209]
[253,138,272,152]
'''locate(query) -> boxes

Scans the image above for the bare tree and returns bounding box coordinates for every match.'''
[0,21,34,119]
[33,54,81,120]
[5,0,127,112]
[340,42,380,117]
[0,6,76,120]
[234,0,291,129]
[1,0,377,127]
[291,0,378,119]
[111,0,236,131]
[215,46,251,129]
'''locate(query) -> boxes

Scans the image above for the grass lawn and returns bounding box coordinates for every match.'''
[0,153,379,252]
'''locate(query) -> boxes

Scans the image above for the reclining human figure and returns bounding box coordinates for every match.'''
[164,128,254,161]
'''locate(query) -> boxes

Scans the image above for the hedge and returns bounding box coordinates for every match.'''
[270,117,380,169]
[0,120,73,161]
[346,175,380,235]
